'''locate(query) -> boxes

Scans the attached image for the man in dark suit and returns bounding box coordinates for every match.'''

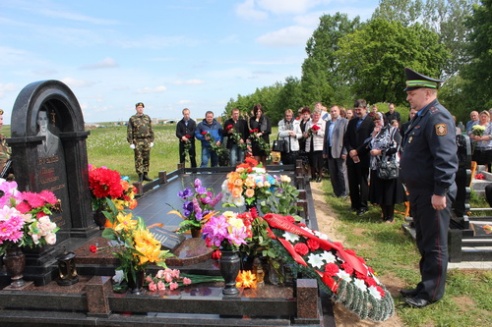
[323,105,348,197]
[176,108,197,168]
[223,108,249,166]
[343,99,375,215]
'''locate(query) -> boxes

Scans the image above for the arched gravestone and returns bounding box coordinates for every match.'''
[7,80,98,284]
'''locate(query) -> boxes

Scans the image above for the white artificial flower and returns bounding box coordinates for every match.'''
[44,233,56,245]
[368,286,382,300]
[300,226,314,235]
[320,251,337,263]
[113,270,125,283]
[353,278,367,291]
[307,253,324,269]
[336,270,352,282]
[232,195,245,207]
[282,231,300,243]
[313,230,329,240]
[280,175,291,183]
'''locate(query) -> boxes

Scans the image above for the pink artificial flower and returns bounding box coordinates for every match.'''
[21,192,45,208]
[156,269,165,279]
[171,269,180,279]
[145,275,153,283]
[157,281,166,291]
[169,282,178,290]
[183,277,192,285]
[15,201,32,214]
[148,282,157,292]
[164,271,173,283]
[39,190,58,205]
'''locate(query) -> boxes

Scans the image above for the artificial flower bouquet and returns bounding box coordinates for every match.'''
[221,157,276,208]
[307,123,320,137]
[262,213,394,322]
[88,165,138,212]
[144,268,224,292]
[472,124,485,137]
[169,178,223,234]
[226,124,247,150]
[183,134,193,162]
[102,210,174,290]
[202,211,252,252]
[200,131,228,161]
[0,180,60,255]
[248,128,271,155]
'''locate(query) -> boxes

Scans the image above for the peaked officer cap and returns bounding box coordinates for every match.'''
[404,68,442,91]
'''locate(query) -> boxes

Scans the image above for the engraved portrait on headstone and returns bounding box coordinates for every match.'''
[37,110,60,157]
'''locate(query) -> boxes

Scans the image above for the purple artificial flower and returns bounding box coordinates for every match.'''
[227,225,248,247]
[178,187,193,199]
[209,193,223,207]
[192,198,203,220]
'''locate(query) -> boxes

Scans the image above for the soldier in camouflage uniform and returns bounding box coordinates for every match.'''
[127,102,154,182]
[0,109,13,180]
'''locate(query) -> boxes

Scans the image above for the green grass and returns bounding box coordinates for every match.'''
[322,182,492,327]
[87,125,193,181]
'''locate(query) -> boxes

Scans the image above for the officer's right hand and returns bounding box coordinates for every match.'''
[130,144,136,149]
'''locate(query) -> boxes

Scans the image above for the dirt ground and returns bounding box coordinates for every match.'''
[309,182,404,327]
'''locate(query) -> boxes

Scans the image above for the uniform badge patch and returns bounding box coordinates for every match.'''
[435,123,447,136]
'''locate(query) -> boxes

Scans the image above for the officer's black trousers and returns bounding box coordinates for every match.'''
[409,189,450,302]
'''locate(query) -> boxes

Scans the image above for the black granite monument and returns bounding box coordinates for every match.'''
[6,80,98,285]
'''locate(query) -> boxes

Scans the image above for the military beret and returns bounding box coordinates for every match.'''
[0,109,3,115]
[135,102,145,108]
[404,68,442,91]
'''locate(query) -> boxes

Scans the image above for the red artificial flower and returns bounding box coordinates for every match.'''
[376,285,385,298]
[89,245,97,253]
[312,124,320,131]
[250,128,258,133]
[365,277,377,287]
[212,249,222,260]
[355,270,367,281]
[340,262,354,275]
[294,242,309,256]
[88,167,124,199]
[226,124,234,131]
[185,134,191,139]
[15,201,32,214]
[322,273,339,293]
[201,131,207,135]
[306,238,320,251]
[324,262,340,276]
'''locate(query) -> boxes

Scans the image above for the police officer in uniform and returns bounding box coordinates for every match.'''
[399,68,458,308]
[127,102,154,182]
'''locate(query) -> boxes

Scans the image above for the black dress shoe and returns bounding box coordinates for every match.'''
[405,296,431,308]
[399,288,418,297]
[357,209,367,216]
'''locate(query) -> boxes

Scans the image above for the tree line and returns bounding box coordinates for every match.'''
[224,0,491,125]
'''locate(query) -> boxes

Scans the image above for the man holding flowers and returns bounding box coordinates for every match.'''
[223,108,249,167]
[195,111,223,168]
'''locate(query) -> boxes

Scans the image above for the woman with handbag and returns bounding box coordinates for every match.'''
[367,112,406,223]
[304,108,326,182]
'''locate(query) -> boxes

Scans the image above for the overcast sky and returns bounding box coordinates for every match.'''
[0,0,378,123]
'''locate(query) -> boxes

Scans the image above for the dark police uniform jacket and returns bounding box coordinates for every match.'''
[400,99,458,196]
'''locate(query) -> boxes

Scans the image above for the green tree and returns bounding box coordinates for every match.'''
[272,76,302,123]
[461,0,492,109]
[300,13,361,106]
[335,19,449,104]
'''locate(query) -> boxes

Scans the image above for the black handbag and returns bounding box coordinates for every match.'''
[272,137,288,153]
[376,156,399,180]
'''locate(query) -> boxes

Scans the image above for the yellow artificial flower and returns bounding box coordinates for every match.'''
[133,229,162,265]
[244,175,256,188]
[114,212,137,232]
[236,270,257,289]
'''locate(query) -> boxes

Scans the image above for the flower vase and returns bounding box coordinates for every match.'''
[219,250,240,295]
[3,245,26,288]
[190,227,201,238]
[127,270,145,295]
[93,209,107,229]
